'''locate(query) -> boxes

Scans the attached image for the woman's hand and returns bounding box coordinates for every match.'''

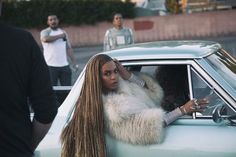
[180,98,209,115]
[113,59,131,80]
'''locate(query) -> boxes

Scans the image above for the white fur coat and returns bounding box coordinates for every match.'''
[103,73,164,145]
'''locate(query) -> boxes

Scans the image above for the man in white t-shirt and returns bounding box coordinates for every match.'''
[104,12,134,51]
[40,15,78,86]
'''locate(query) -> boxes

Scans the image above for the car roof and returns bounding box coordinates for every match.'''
[103,40,221,61]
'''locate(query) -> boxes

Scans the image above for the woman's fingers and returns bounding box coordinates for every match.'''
[113,59,131,80]
[183,98,209,114]
[191,98,209,112]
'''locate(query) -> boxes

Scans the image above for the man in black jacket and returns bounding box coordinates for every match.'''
[0,1,58,157]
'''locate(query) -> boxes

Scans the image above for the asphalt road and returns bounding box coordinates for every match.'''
[71,45,103,84]
[71,36,236,84]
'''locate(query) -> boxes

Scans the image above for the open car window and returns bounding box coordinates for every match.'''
[128,64,190,113]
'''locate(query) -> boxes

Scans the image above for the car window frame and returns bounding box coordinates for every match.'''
[121,59,195,119]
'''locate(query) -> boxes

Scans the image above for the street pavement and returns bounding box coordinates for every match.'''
[71,45,103,84]
[71,36,236,84]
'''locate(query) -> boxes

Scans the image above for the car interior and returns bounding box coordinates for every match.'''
[126,64,236,120]
[127,64,190,112]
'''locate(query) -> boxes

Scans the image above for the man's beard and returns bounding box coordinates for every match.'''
[50,24,58,30]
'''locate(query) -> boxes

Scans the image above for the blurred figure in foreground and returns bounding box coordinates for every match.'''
[0,1,58,156]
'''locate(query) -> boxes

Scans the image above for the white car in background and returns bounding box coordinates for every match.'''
[35,40,236,157]
[135,0,167,15]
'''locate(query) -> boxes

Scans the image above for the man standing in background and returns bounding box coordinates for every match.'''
[41,15,79,86]
[0,1,58,156]
[104,12,134,51]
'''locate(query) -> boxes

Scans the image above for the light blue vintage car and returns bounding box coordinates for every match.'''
[35,40,236,157]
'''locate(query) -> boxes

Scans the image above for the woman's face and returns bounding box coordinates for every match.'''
[113,14,123,28]
[101,60,119,93]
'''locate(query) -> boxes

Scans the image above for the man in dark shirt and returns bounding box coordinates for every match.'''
[0,1,58,157]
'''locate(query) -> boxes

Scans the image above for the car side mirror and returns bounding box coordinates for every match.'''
[212,105,236,126]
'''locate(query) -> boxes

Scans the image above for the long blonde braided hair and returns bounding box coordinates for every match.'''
[61,54,113,157]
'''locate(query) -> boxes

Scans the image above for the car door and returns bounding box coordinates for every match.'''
[35,58,236,157]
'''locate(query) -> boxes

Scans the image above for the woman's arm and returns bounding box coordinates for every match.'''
[163,98,209,126]
[114,59,147,87]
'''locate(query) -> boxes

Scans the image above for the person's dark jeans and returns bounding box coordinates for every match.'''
[48,65,72,86]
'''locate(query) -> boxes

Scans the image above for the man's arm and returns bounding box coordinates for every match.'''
[40,29,66,43]
[104,30,111,51]
[41,33,65,43]
[29,32,58,151]
[64,33,79,69]
[67,47,77,66]
[31,119,52,151]
[129,28,134,44]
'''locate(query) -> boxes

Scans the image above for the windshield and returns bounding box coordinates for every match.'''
[205,49,236,91]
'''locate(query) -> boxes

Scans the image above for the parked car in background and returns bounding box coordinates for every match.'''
[135,0,167,15]
[184,0,236,13]
[215,0,236,9]
[35,40,236,157]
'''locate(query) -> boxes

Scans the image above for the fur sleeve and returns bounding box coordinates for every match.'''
[139,73,164,106]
